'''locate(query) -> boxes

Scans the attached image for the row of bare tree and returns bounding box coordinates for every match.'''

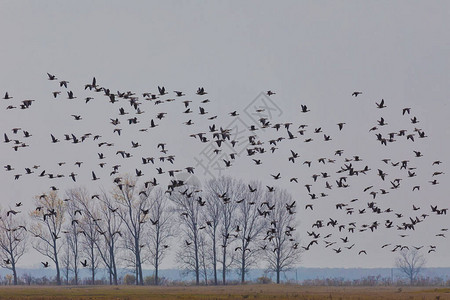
[0,176,301,285]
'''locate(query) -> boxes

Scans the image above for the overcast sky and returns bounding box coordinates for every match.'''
[1,1,449,269]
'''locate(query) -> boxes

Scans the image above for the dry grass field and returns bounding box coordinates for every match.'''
[0,285,448,300]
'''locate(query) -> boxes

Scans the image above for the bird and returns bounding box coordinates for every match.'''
[352,91,362,97]
[3,92,13,99]
[7,210,20,216]
[47,73,57,80]
[41,261,49,268]
[300,105,310,113]
[377,117,388,126]
[59,80,69,88]
[158,86,167,95]
[197,87,207,95]
[91,171,99,181]
[67,91,76,99]
[271,173,281,180]
[50,134,59,143]
[376,99,386,109]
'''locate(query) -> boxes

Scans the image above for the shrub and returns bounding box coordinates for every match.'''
[144,275,155,285]
[256,276,272,284]
[123,274,136,285]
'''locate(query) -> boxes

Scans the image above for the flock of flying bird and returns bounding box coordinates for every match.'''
[1,72,448,268]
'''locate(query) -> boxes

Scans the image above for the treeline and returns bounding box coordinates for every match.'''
[0,273,449,287]
[0,176,301,286]
[301,275,450,287]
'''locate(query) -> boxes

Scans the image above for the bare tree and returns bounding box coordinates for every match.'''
[0,209,27,285]
[235,180,267,283]
[67,187,101,285]
[94,190,123,285]
[170,184,204,285]
[145,187,174,285]
[64,197,82,285]
[29,190,66,285]
[61,236,72,284]
[395,248,426,285]
[113,175,151,285]
[203,180,222,285]
[198,234,210,284]
[204,176,242,285]
[262,188,301,283]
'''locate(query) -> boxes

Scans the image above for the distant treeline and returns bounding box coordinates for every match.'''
[0,267,449,286]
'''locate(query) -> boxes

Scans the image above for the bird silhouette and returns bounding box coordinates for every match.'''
[91,171,99,181]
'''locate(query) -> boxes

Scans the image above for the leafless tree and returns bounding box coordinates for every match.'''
[262,188,301,283]
[113,175,152,285]
[395,248,426,285]
[170,184,204,285]
[204,176,242,285]
[0,209,27,285]
[234,180,267,283]
[198,234,210,284]
[94,190,123,285]
[64,197,82,285]
[202,180,222,285]
[144,187,174,285]
[67,187,101,285]
[61,236,72,284]
[29,190,66,285]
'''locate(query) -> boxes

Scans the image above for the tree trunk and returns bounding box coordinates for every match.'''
[12,264,17,285]
[111,244,118,285]
[135,264,138,285]
[138,260,143,285]
[55,263,61,285]
[154,232,160,286]
[195,243,200,285]
[155,251,159,286]
[134,239,138,285]
[135,239,143,285]
[54,247,61,285]
[212,237,217,285]
[276,255,281,284]
[91,246,95,284]
[222,247,227,285]
[241,254,245,283]
[74,265,78,285]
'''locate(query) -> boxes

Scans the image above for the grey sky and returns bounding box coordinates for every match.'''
[1,1,449,269]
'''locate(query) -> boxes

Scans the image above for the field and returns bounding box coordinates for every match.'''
[0,285,448,300]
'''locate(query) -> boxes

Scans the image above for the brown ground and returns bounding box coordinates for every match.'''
[0,284,448,299]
